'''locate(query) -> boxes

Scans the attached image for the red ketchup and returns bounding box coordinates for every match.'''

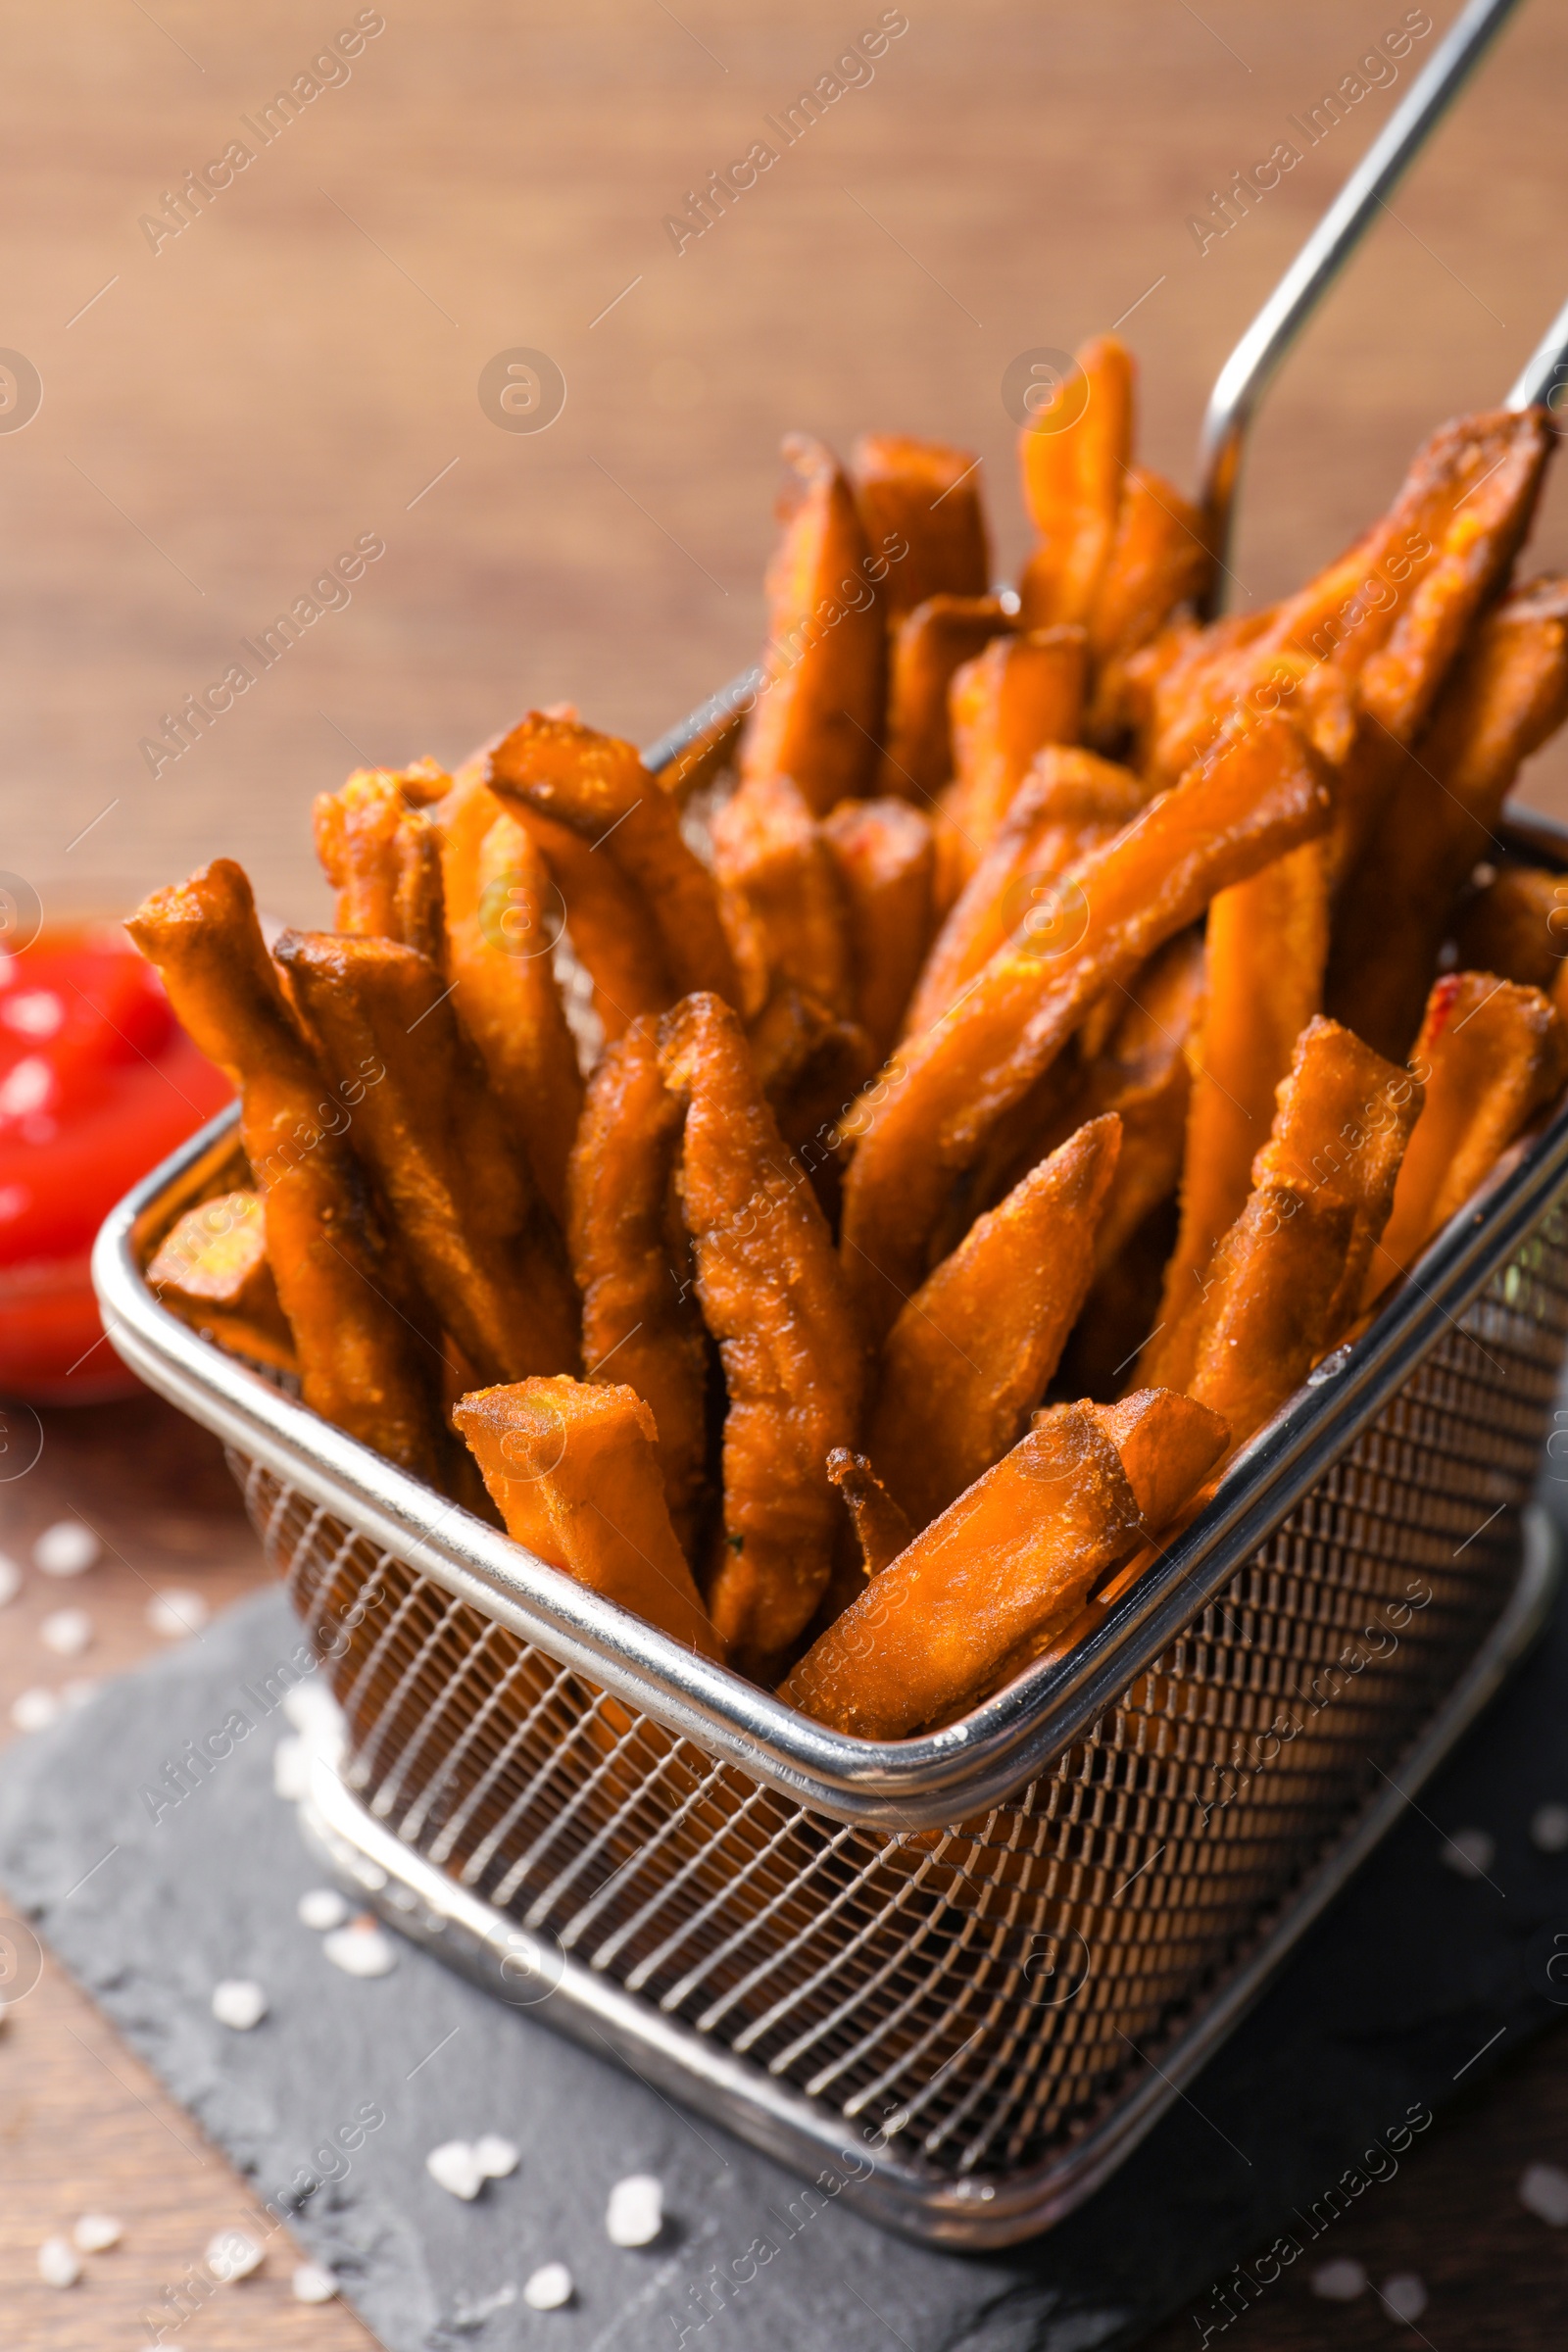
[0,923,231,1401]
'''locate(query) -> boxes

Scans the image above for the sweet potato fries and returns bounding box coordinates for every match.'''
[128,342,1568,1740]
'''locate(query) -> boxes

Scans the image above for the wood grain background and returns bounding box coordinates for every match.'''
[5,1,1568,2342]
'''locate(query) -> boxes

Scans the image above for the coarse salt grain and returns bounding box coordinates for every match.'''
[40,1607,92,1657]
[323,1921,397,1979]
[32,1521,99,1578]
[1381,2273,1428,2324]
[272,1736,311,1801]
[11,1688,60,1733]
[0,1550,22,1605]
[1310,2257,1367,2300]
[474,2133,520,2180]
[292,2261,339,2303]
[73,2212,122,2252]
[523,2261,573,2310]
[1532,1802,1568,1854]
[1440,1826,1494,1879]
[606,2172,663,2247]
[298,1886,351,1932]
[426,2140,484,2200]
[211,1979,268,2032]
[147,1589,210,1639]
[281,1681,340,1740]
[206,2228,264,2282]
[1520,2161,1568,2226]
[37,2236,81,2288]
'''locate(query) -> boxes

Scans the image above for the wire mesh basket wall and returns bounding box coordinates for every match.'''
[219,1199,1568,2232]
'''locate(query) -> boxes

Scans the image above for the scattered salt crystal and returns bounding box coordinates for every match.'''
[37,2236,81,2288]
[292,2261,339,2303]
[11,1688,60,1733]
[281,1681,339,1740]
[1310,2257,1366,2300]
[147,1589,210,1639]
[523,2261,573,2310]
[272,1736,310,1800]
[211,1979,268,2032]
[1381,2273,1428,2324]
[1439,1826,1494,1879]
[32,1521,99,1578]
[1520,2161,1568,2226]
[40,1607,92,1657]
[323,1921,397,1979]
[298,1887,350,1932]
[426,2139,484,2200]
[474,2133,520,2180]
[0,1550,22,1605]
[606,2172,663,2247]
[1532,1802,1568,1854]
[206,2227,264,2282]
[73,2212,122,2252]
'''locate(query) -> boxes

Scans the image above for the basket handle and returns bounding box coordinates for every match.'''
[1507,293,1568,411]
[1196,0,1527,616]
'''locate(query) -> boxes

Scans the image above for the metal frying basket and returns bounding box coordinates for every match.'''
[93,974,1568,2245]
[91,3,1568,2245]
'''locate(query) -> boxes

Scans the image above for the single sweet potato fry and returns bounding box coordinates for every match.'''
[866,1112,1122,1528]
[1251,1015,1423,1338]
[1326,576,1568,1059]
[314,768,446,963]
[439,772,583,1223]
[780,1402,1142,1738]
[1184,1182,1356,1448]
[454,1377,722,1661]
[1087,469,1207,668]
[145,1189,296,1374]
[739,433,887,813]
[660,992,865,1675]
[712,771,854,1019]
[939,626,1088,891]
[566,1015,709,1546]
[276,931,581,1388]
[1367,973,1568,1301]
[1086,1389,1228,1533]
[1153,839,1330,1358]
[839,711,1333,1336]
[1017,335,1135,631]
[1146,1014,1419,1393]
[487,710,742,1008]
[851,433,990,621]
[876,593,1013,802]
[988,1392,1226,1689]
[826,1447,913,1577]
[1452,865,1568,992]
[127,862,447,1481]
[820,797,935,1055]
[519,808,674,1042]
[902,747,1146,1042]
[1084,469,1207,750]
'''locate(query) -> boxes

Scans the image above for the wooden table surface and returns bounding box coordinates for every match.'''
[5,1,1568,2341]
